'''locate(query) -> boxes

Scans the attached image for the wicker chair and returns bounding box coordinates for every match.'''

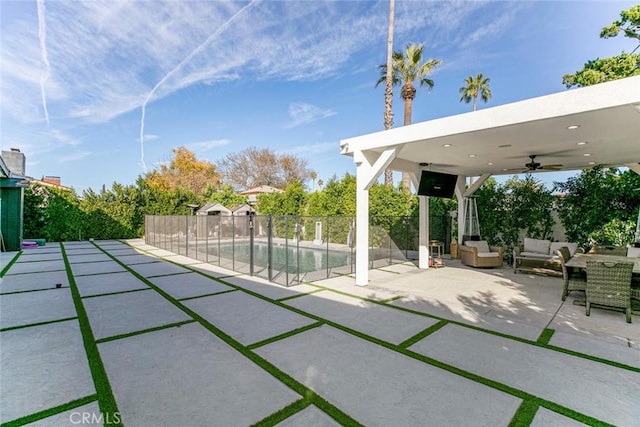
[585,260,634,323]
[590,246,628,256]
[556,247,587,301]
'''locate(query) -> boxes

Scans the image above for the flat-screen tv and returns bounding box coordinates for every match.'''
[417,171,457,198]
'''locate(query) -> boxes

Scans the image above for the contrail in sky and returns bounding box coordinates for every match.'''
[139,0,260,172]
[37,0,51,126]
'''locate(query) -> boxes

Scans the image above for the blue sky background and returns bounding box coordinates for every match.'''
[1,0,637,193]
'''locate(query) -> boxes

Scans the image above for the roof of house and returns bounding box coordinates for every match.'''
[197,203,232,214]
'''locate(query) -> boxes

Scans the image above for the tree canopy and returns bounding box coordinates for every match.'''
[563,6,640,88]
[144,146,220,195]
[219,146,314,191]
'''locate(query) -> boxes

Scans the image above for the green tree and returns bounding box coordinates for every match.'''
[202,183,247,208]
[563,6,640,88]
[376,43,442,191]
[459,73,492,111]
[553,167,640,248]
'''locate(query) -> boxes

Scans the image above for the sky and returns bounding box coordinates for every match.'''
[1,0,637,194]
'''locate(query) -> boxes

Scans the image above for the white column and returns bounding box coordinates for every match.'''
[454,176,466,244]
[355,171,369,286]
[418,195,429,269]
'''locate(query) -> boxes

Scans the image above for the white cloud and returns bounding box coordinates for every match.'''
[284,103,336,129]
[282,142,338,156]
[58,151,92,163]
[187,139,231,152]
[143,134,159,142]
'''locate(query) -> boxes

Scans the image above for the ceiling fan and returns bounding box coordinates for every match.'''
[507,155,564,173]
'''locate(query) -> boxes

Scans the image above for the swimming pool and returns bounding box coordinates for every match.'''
[210,242,352,274]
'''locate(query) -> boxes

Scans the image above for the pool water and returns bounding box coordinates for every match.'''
[211,242,352,274]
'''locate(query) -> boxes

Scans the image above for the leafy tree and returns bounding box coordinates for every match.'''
[376,43,442,191]
[220,147,314,191]
[145,146,220,195]
[563,6,640,88]
[459,73,492,111]
[554,167,640,248]
[202,183,247,208]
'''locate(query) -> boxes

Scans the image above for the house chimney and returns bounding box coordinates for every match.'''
[43,176,61,186]
[1,148,26,175]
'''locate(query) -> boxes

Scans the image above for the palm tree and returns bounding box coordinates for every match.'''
[459,73,492,111]
[376,43,442,191]
[382,0,395,186]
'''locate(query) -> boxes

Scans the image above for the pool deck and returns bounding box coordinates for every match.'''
[1,239,638,426]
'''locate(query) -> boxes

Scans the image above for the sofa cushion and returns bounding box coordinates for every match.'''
[465,240,490,253]
[477,252,501,258]
[519,252,552,259]
[524,238,551,255]
[549,242,578,257]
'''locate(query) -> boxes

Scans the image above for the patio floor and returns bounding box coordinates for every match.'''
[1,239,638,426]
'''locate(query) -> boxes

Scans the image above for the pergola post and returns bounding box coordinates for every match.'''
[354,146,400,286]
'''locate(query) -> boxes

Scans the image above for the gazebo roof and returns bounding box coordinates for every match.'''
[340,76,640,178]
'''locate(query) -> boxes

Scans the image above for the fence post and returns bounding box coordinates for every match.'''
[185,215,189,258]
[249,211,255,276]
[267,216,273,282]
[285,217,289,286]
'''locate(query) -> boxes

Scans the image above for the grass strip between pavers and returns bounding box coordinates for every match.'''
[0,251,22,277]
[94,242,363,427]
[177,288,238,301]
[81,287,151,299]
[247,321,325,350]
[0,394,98,427]
[95,319,197,344]
[379,295,404,304]
[508,400,540,427]
[60,243,123,427]
[250,398,311,427]
[276,288,325,302]
[536,328,555,345]
[114,242,627,425]
[0,286,70,295]
[398,320,449,348]
[0,316,78,333]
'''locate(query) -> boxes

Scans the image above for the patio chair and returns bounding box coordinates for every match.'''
[585,260,634,323]
[459,240,504,268]
[556,247,586,301]
[590,246,627,256]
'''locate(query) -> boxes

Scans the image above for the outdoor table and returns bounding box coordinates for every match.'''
[565,253,640,274]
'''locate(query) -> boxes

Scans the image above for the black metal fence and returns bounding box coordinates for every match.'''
[145,214,451,286]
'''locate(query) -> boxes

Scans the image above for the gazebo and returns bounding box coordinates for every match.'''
[340,76,640,286]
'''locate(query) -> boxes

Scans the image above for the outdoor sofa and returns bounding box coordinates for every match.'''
[459,240,504,268]
[513,238,583,274]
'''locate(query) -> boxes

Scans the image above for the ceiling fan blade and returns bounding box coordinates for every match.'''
[539,164,564,170]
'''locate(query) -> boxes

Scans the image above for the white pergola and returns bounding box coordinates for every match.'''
[340,75,640,286]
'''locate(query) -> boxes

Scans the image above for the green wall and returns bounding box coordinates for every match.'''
[1,184,24,251]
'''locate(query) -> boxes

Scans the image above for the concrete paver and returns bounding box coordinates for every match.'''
[530,407,587,427]
[66,253,112,263]
[409,324,640,426]
[548,329,639,368]
[25,402,102,427]
[127,261,190,277]
[75,272,149,297]
[0,271,69,293]
[99,322,299,426]
[183,291,316,346]
[0,288,76,329]
[0,320,95,423]
[4,260,65,275]
[14,252,62,262]
[70,261,126,276]
[147,272,233,299]
[275,405,341,427]
[257,325,522,426]
[82,290,191,340]
[284,290,438,344]
[111,253,159,265]
[222,275,319,300]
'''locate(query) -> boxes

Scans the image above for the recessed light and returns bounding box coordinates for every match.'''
[588,161,596,165]
[576,141,587,145]
[468,154,476,158]
[487,162,494,165]
[583,153,591,156]
[443,144,452,148]
[567,125,580,130]
[501,168,508,171]
[498,144,512,148]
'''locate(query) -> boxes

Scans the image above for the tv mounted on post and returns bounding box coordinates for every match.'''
[417,171,457,198]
